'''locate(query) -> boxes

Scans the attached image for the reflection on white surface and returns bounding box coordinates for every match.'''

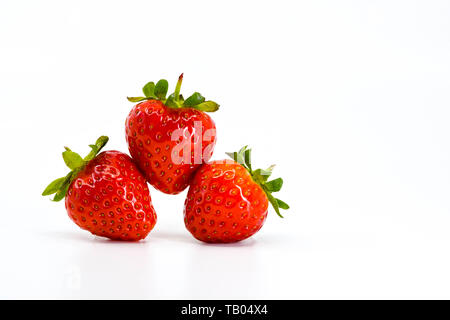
[2,210,450,300]
[2,228,267,299]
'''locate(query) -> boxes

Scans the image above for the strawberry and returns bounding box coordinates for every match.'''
[126,74,219,194]
[42,136,157,241]
[183,146,289,243]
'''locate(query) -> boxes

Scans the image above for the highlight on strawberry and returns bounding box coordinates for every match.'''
[183,146,289,243]
[42,136,157,241]
[126,74,219,195]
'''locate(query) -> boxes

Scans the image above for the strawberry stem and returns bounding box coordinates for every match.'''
[174,73,183,102]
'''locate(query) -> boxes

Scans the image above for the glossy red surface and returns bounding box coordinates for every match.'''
[126,100,217,194]
[184,161,269,243]
[65,151,157,241]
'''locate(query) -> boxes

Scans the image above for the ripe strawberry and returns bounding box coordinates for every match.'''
[184,146,289,243]
[126,74,219,194]
[42,136,157,241]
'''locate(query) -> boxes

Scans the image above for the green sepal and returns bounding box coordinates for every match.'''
[276,198,290,210]
[142,82,156,98]
[43,136,109,202]
[128,74,220,113]
[184,92,205,107]
[193,101,219,112]
[252,166,273,183]
[226,146,289,218]
[85,136,109,161]
[52,172,73,202]
[243,147,252,171]
[265,178,283,192]
[155,79,169,99]
[266,192,283,218]
[226,146,251,170]
[62,148,84,170]
[127,96,148,103]
[42,177,66,196]
[225,151,245,168]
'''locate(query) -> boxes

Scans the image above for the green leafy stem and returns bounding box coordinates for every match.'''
[226,146,289,218]
[127,74,220,112]
[42,136,109,201]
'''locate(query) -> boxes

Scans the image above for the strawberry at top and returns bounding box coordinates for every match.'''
[126,74,219,194]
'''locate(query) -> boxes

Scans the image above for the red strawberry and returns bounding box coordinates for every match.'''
[183,146,289,243]
[126,74,219,194]
[42,136,157,241]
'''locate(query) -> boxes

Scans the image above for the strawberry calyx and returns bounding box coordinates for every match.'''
[226,146,290,218]
[42,136,109,202]
[127,74,220,112]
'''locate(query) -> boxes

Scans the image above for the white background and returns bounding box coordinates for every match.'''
[1,0,450,299]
